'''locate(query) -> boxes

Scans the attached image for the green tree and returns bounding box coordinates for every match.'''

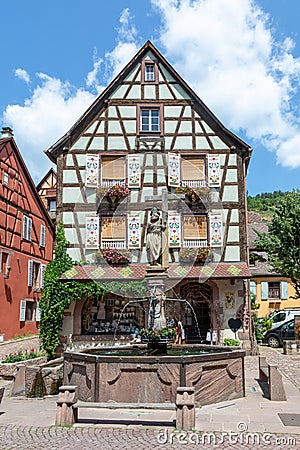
[255,191,300,299]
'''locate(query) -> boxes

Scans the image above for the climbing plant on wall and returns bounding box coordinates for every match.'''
[39,221,106,359]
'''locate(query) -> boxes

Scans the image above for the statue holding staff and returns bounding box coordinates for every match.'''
[146,207,167,266]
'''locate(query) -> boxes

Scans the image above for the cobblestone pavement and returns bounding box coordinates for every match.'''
[0,336,40,361]
[0,425,299,450]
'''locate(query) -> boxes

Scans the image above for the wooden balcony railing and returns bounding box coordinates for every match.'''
[182,239,208,248]
[101,240,126,249]
[181,180,206,188]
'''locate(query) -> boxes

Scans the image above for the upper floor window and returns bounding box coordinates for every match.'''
[101,156,126,187]
[141,108,160,132]
[141,60,158,84]
[181,156,206,188]
[101,217,126,249]
[23,215,32,241]
[48,199,56,212]
[0,251,11,278]
[40,225,46,247]
[3,172,9,185]
[28,260,46,291]
[183,215,207,247]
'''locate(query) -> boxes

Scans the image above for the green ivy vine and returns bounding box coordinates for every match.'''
[39,221,148,359]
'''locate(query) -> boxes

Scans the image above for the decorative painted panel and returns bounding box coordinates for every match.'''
[168,153,180,187]
[128,155,141,188]
[85,155,99,187]
[128,213,141,249]
[208,155,221,187]
[209,214,222,247]
[85,216,100,248]
[168,213,181,247]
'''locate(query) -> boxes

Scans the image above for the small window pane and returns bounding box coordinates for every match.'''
[145,65,155,82]
[49,200,56,212]
[3,172,9,185]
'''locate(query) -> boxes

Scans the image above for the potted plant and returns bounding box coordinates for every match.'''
[139,327,176,342]
[99,248,132,265]
[196,247,211,263]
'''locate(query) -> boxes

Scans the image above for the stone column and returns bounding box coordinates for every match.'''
[55,385,78,426]
[176,386,195,430]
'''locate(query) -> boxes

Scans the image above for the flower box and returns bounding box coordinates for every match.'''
[175,186,210,203]
[97,184,129,203]
[94,248,132,265]
[179,247,211,264]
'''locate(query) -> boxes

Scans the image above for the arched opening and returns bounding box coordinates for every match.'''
[180,282,213,343]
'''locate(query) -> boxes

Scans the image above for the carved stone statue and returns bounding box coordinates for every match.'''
[148,288,167,330]
[146,207,166,266]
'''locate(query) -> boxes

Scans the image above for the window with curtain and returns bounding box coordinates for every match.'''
[101,217,126,247]
[101,157,126,186]
[183,215,207,242]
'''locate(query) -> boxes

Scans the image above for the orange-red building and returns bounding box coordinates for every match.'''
[0,127,54,341]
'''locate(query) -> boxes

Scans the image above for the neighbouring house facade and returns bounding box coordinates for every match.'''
[248,211,299,317]
[36,168,57,223]
[46,41,253,350]
[0,127,54,341]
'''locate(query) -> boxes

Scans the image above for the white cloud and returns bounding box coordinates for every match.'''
[152,0,300,168]
[104,8,140,80]
[3,75,96,181]
[15,68,30,84]
[86,48,103,93]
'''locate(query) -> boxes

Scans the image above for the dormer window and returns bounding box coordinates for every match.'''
[141,60,158,84]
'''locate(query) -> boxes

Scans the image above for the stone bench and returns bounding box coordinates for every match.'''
[55,385,195,430]
[259,356,286,401]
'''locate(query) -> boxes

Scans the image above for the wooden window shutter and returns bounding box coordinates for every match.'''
[20,300,26,322]
[28,260,33,287]
[36,301,41,322]
[183,216,207,240]
[128,155,141,188]
[40,225,46,247]
[28,218,32,241]
[208,155,221,187]
[281,281,288,299]
[85,216,100,248]
[101,217,126,240]
[168,213,181,247]
[261,281,268,300]
[128,213,141,248]
[168,153,181,187]
[101,157,125,181]
[182,157,205,181]
[209,214,222,247]
[85,154,99,187]
[40,264,46,289]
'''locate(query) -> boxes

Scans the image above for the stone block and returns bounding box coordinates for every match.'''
[269,365,287,401]
[176,387,195,430]
[55,385,78,426]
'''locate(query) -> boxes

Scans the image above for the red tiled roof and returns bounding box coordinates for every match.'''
[60,262,251,281]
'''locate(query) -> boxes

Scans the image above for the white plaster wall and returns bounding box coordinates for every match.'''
[226,169,238,183]
[127,85,141,99]
[108,137,127,150]
[164,121,177,134]
[231,209,239,222]
[63,187,84,203]
[196,137,211,149]
[164,106,182,117]
[224,246,240,261]
[173,136,192,150]
[118,106,136,117]
[70,137,90,150]
[144,85,156,99]
[228,154,237,165]
[89,137,104,150]
[123,120,136,134]
[210,137,229,150]
[179,121,192,133]
[222,186,239,202]
[63,170,77,184]
[227,226,239,242]
[108,121,122,134]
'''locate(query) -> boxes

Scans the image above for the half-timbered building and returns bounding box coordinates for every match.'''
[46,41,253,350]
[37,168,57,222]
[0,127,54,341]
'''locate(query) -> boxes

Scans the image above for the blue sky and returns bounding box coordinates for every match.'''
[1,0,300,196]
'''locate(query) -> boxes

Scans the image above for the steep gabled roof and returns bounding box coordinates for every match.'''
[36,167,57,191]
[45,40,252,163]
[0,136,55,233]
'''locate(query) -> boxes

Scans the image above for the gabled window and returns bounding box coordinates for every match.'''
[48,199,56,212]
[101,156,126,187]
[40,225,46,247]
[101,217,126,249]
[23,216,32,241]
[141,60,158,84]
[183,215,207,247]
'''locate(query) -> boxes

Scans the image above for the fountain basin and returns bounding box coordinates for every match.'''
[63,344,245,406]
